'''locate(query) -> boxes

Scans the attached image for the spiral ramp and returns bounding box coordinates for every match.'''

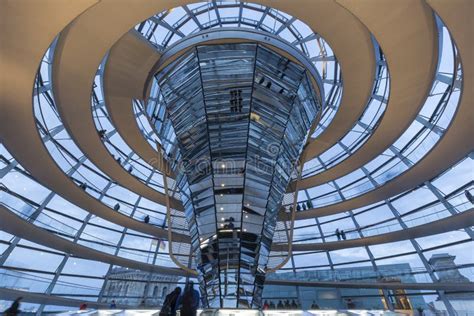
[0,0,473,313]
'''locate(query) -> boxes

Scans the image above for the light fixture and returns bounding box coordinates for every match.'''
[221,183,225,187]
[220,207,224,211]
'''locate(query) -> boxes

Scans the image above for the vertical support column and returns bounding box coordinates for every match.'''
[386,200,457,316]
[282,219,303,307]
[36,181,113,315]
[0,155,87,266]
[98,169,155,304]
[303,189,344,309]
[333,179,394,311]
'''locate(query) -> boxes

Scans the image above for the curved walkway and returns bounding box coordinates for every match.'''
[51,0,377,211]
[265,279,474,292]
[268,0,375,165]
[296,0,438,190]
[0,0,191,242]
[0,205,189,276]
[1,190,470,260]
[285,0,473,221]
[1,0,472,276]
[0,287,113,309]
[103,30,173,177]
[273,208,474,252]
[53,25,182,209]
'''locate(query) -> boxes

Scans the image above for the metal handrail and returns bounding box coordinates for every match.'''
[163,172,199,276]
[266,163,302,274]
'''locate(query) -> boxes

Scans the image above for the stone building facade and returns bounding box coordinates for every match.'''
[100,267,181,308]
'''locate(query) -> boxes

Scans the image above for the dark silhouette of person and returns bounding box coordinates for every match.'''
[341,230,346,240]
[416,306,424,316]
[291,299,297,309]
[160,287,182,316]
[310,300,320,309]
[466,190,474,204]
[277,300,284,309]
[335,228,341,240]
[269,301,275,309]
[4,297,22,316]
[228,217,235,229]
[98,129,107,139]
[263,300,270,310]
[110,300,117,309]
[177,281,200,316]
[79,303,87,310]
[144,215,150,224]
[284,299,290,309]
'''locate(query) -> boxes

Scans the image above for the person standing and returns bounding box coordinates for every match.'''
[290,299,297,309]
[335,229,341,240]
[341,230,346,240]
[177,281,200,316]
[4,297,22,316]
[160,287,182,316]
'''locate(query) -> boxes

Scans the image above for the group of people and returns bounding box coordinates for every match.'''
[223,217,235,229]
[262,299,300,310]
[160,281,200,316]
[262,299,321,310]
[335,228,347,240]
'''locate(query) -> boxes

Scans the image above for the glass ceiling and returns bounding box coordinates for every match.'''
[0,2,472,314]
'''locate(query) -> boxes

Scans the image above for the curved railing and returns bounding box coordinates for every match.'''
[0,190,188,268]
[284,184,473,244]
[90,57,174,193]
[302,37,389,177]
